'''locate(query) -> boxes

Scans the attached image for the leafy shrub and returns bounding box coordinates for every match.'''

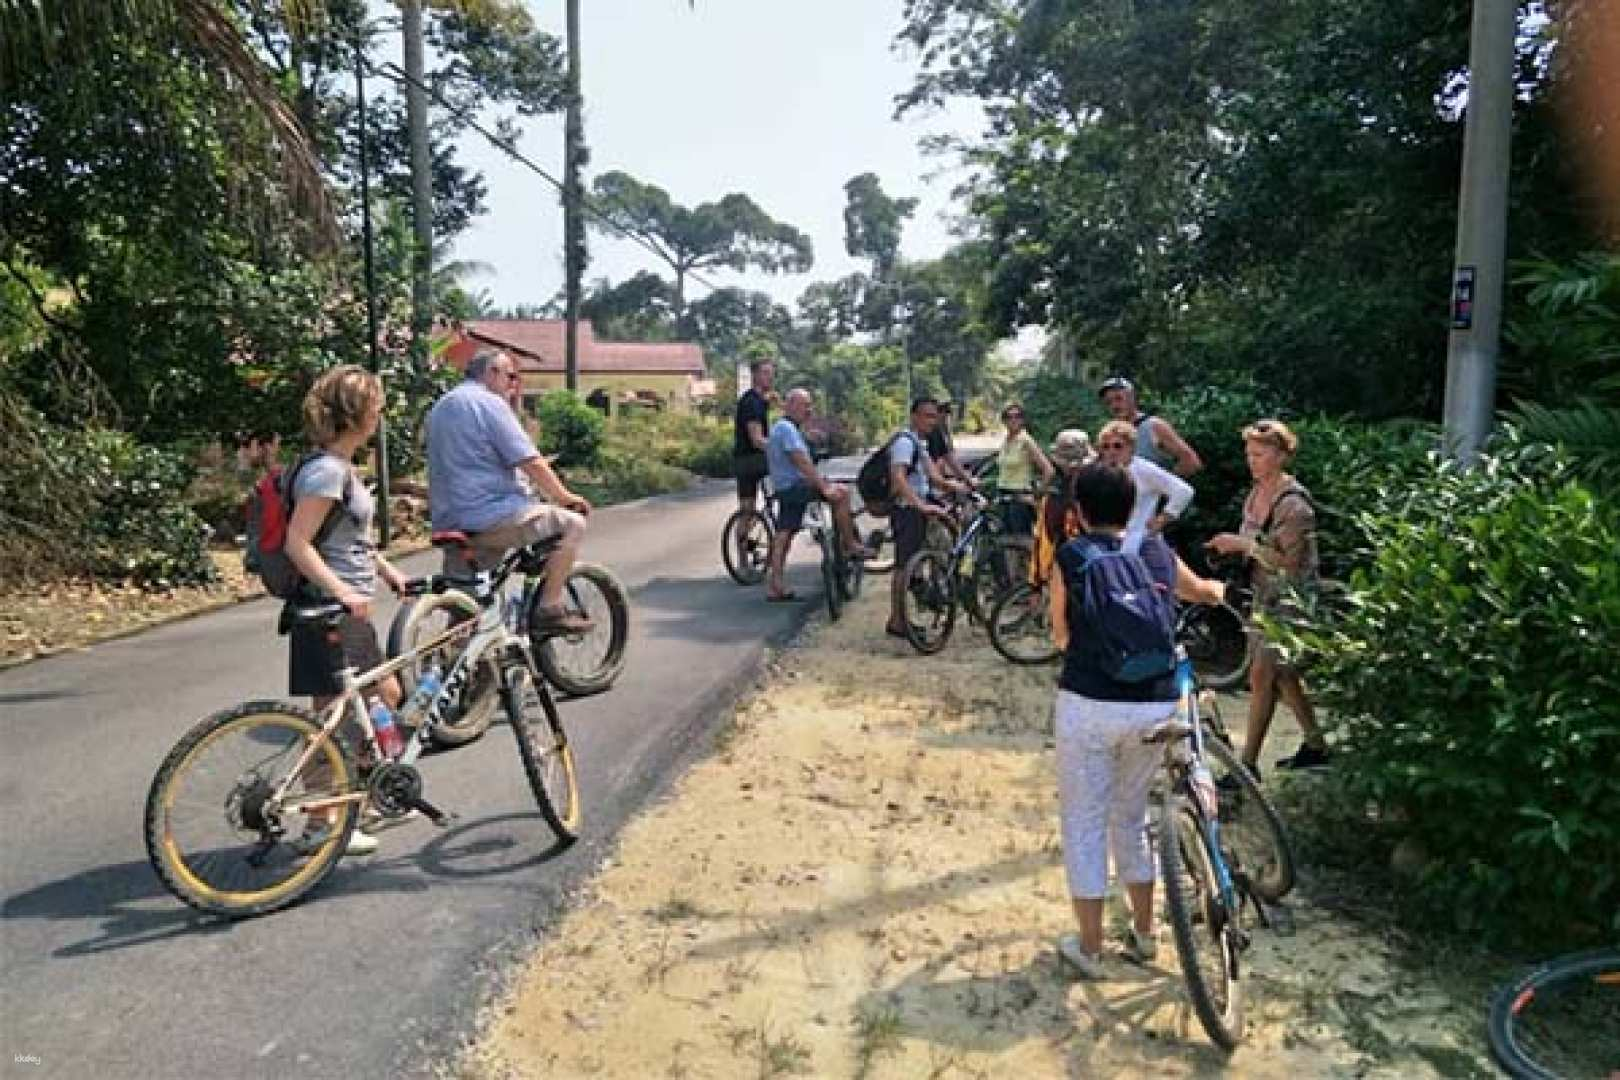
[0,400,215,588]
[607,412,732,478]
[1281,447,1620,945]
[537,390,605,467]
[82,431,217,587]
[581,445,691,502]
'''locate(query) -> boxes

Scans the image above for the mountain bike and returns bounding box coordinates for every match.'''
[388,533,628,746]
[898,493,1033,654]
[1487,949,1620,1079]
[799,492,865,621]
[1148,646,1295,1051]
[144,542,580,919]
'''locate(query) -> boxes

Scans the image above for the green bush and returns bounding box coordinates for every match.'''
[607,412,733,478]
[581,445,691,503]
[537,390,605,467]
[1282,447,1620,945]
[82,431,218,587]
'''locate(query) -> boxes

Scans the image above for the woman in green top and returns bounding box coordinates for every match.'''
[996,403,1054,535]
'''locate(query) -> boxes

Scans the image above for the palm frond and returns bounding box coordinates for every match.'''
[1504,399,1620,491]
[0,0,334,244]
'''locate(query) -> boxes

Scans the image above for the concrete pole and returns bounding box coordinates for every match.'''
[356,34,392,549]
[1441,0,1517,463]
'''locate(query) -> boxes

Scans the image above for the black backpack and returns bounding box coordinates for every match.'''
[857,431,922,516]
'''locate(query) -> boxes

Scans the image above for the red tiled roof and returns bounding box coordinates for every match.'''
[440,319,705,376]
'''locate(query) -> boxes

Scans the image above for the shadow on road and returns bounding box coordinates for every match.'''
[2,811,572,958]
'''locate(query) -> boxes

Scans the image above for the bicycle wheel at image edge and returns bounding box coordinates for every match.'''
[819,529,843,621]
[988,582,1059,665]
[145,702,358,918]
[387,589,498,747]
[1201,735,1296,902]
[504,661,581,842]
[535,561,630,697]
[1488,949,1620,1080]
[901,548,957,654]
[721,508,773,585]
[1160,795,1246,1051]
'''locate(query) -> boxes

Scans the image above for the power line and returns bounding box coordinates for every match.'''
[367,59,728,299]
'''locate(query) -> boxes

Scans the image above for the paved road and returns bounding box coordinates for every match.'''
[0,481,840,1079]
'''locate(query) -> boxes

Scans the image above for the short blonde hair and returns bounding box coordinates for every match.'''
[303,365,383,445]
[1241,418,1300,458]
[1098,419,1137,447]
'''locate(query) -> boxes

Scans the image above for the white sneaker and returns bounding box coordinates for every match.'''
[1057,934,1106,980]
[1125,927,1159,963]
[291,824,379,858]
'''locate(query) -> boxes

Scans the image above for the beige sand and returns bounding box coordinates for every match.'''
[467,589,1487,1079]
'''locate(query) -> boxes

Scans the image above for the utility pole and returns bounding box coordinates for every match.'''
[1441,0,1517,463]
[355,34,392,549]
[401,0,433,364]
[562,0,583,392]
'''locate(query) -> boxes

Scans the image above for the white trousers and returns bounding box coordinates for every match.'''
[1054,690,1173,899]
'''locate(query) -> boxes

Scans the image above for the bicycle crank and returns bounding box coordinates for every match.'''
[367,763,454,826]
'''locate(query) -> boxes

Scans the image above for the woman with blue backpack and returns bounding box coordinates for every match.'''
[1047,461,1180,979]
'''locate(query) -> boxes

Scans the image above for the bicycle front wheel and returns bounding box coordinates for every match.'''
[901,549,957,654]
[145,702,359,918]
[1180,602,1251,690]
[388,589,497,747]
[721,508,773,585]
[969,534,1033,626]
[1488,950,1620,1080]
[819,529,844,621]
[988,583,1060,665]
[1160,795,1246,1052]
[535,562,630,697]
[505,661,581,842]
[1202,735,1296,902]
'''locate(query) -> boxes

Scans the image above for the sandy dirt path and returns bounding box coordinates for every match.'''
[467,589,1491,1079]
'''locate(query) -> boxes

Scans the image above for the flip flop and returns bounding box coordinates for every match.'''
[766,591,801,603]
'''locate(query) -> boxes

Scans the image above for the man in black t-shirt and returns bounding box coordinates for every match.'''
[733,359,775,510]
[927,402,975,487]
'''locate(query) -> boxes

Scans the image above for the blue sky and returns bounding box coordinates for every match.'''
[446,0,983,312]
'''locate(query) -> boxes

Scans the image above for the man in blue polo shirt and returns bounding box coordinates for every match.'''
[427,349,593,633]
[762,388,870,602]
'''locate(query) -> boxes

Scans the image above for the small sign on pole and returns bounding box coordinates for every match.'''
[1451,265,1477,330]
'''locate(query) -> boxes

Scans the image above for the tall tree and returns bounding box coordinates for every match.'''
[588,170,814,320]
[842,172,917,283]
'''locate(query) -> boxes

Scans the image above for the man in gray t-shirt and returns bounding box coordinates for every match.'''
[426,349,594,633]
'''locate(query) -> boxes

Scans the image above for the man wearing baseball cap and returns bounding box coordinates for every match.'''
[1097,376,1202,478]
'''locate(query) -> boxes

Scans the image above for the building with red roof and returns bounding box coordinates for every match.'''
[435,319,710,415]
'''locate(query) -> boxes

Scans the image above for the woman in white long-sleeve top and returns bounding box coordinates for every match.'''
[1096,419,1194,554]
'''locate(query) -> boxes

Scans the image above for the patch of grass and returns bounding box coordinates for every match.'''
[851,1001,904,1078]
[649,894,705,923]
[723,1020,814,1079]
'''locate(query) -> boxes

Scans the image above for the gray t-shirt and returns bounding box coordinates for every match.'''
[427,380,541,533]
[889,430,931,501]
[292,453,376,597]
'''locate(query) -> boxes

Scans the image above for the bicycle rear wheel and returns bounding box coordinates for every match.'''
[145,702,359,918]
[1180,602,1251,690]
[1488,950,1620,1080]
[388,589,497,747]
[504,661,581,842]
[535,562,630,697]
[988,582,1060,665]
[1202,735,1296,902]
[1160,795,1246,1051]
[901,549,957,654]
